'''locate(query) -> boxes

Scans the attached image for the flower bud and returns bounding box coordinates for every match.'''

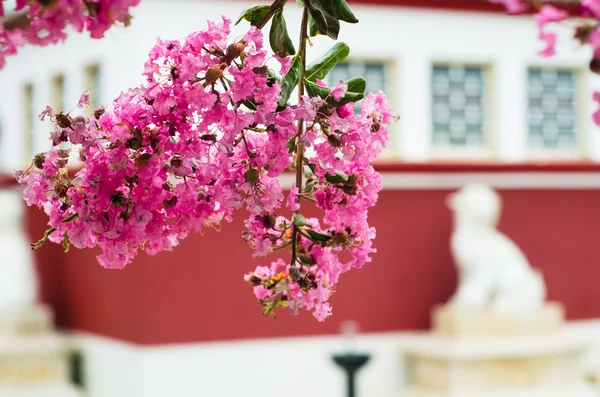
[56,113,72,128]
[252,66,269,75]
[119,210,131,221]
[170,155,183,168]
[244,168,260,184]
[248,275,262,286]
[135,152,152,167]
[110,191,128,208]
[94,107,105,120]
[262,213,276,229]
[200,134,217,142]
[34,153,46,169]
[226,42,246,60]
[333,230,350,245]
[162,196,178,209]
[205,63,227,85]
[590,57,600,75]
[327,133,343,148]
[371,121,381,132]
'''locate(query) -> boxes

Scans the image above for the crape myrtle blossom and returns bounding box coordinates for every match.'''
[0,0,140,69]
[493,0,600,125]
[16,16,397,321]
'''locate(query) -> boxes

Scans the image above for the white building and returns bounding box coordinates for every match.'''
[2,1,600,397]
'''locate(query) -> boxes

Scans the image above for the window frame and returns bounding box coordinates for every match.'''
[429,61,496,161]
[525,64,587,161]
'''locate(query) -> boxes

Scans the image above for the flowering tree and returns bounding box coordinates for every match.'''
[492,0,600,123]
[15,0,397,321]
[13,0,600,321]
[0,0,140,69]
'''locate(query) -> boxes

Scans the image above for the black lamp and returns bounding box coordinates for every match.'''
[331,321,371,397]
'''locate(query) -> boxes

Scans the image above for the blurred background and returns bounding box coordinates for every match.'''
[2,0,600,396]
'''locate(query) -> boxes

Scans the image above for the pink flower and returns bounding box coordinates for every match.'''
[489,0,529,14]
[330,82,348,101]
[39,106,55,121]
[337,103,354,119]
[583,0,600,18]
[0,0,140,70]
[535,5,569,57]
[17,15,399,322]
[538,31,558,57]
[287,184,300,212]
[77,91,90,108]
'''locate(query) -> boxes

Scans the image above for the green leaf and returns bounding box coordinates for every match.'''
[62,231,70,253]
[305,229,332,242]
[325,170,349,184]
[304,78,364,106]
[292,213,311,227]
[287,136,296,153]
[317,0,358,24]
[242,99,258,111]
[306,2,340,40]
[278,53,302,109]
[236,5,270,26]
[303,165,314,179]
[299,255,314,265]
[346,76,367,95]
[304,179,317,193]
[270,8,296,58]
[305,43,349,82]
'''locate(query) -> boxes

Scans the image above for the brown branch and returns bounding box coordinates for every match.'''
[255,0,289,30]
[290,5,309,267]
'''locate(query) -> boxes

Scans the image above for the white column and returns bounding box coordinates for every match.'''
[495,55,527,162]
[397,52,431,161]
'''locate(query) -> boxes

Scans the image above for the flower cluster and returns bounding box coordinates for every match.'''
[491,0,600,123]
[244,90,394,321]
[16,16,396,321]
[0,0,140,69]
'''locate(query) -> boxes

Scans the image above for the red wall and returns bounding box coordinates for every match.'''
[21,168,600,345]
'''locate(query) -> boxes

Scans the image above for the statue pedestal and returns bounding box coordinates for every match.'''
[400,304,594,397]
[400,333,595,397]
[0,305,82,397]
[432,303,565,339]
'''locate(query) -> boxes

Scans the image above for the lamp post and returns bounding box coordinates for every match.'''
[331,321,371,397]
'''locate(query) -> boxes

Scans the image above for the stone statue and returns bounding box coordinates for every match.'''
[446,183,546,314]
[0,188,37,309]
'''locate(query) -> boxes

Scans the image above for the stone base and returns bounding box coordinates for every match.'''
[0,306,52,337]
[0,305,80,396]
[432,303,564,339]
[0,334,73,385]
[403,384,598,397]
[399,332,592,396]
[0,383,84,397]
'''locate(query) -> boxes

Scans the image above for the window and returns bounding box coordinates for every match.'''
[527,68,578,151]
[22,83,34,163]
[327,60,388,95]
[84,63,102,112]
[51,74,65,112]
[431,65,487,149]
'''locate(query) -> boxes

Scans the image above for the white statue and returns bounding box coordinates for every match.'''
[446,183,546,314]
[0,188,38,309]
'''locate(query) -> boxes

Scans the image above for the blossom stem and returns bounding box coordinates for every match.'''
[255,0,289,30]
[290,5,310,267]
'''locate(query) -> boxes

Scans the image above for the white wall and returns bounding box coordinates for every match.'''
[1,1,599,173]
[71,319,600,397]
